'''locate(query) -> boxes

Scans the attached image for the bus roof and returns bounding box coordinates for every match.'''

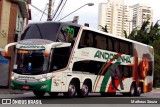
[81,26,153,49]
[28,21,81,28]
[27,21,152,49]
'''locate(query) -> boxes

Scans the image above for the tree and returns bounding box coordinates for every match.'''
[150,39,160,79]
[99,25,108,33]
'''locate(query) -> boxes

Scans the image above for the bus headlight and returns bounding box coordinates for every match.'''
[39,78,46,82]
[11,76,15,80]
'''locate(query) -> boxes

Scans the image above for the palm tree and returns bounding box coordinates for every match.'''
[99,25,108,33]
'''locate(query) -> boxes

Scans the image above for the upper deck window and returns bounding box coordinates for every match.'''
[78,29,133,55]
[20,23,80,45]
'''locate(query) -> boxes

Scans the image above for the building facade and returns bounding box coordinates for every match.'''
[98,0,133,37]
[132,4,153,29]
[0,0,31,49]
[0,0,31,88]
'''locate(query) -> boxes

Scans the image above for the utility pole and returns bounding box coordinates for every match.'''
[47,0,52,21]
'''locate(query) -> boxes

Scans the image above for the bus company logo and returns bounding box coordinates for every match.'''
[94,50,131,63]
[19,40,32,44]
[81,51,89,56]
[19,45,45,49]
[18,76,35,79]
[20,39,52,45]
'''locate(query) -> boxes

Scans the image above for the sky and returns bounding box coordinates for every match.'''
[29,0,160,29]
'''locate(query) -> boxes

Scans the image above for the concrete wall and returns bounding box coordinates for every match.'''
[0,0,11,49]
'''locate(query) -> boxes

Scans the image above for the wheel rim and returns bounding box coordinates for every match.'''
[130,86,135,96]
[82,84,89,95]
[68,84,76,96]
[137,87,141,95]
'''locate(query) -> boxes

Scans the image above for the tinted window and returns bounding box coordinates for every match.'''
[50,47,72,72]
[78,30,133,55]
[72,60,104,75]
[78,30,108,50]
[78,31,94,48]
[20,23,60,41]
[20,23,80,45]
[120,40,132,55]
[95,34,107,50]
[108,38,114,51]
[119,65,132,77]
[57,25,80,44]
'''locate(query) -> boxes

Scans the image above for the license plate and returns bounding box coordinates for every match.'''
[22,86,29,90]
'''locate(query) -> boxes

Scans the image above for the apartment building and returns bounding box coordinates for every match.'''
[98,0,133,37]
[132,3,153,29]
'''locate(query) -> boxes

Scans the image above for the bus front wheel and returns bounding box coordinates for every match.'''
[33,90,45,97]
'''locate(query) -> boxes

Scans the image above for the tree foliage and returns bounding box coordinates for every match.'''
[99,25,108,33]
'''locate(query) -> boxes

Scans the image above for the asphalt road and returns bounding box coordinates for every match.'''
[0,89,160,104]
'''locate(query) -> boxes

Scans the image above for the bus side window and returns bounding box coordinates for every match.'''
[129,43,133,56]
[72,60,104,75]
[85,32,93,47]
[78,31,86,48]
[108,38,114,51]
[78,31,94,48]
[95,34,107,50]
[114,39,120,53]
[122,66,132,77]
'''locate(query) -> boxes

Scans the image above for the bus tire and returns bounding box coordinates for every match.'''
[64,82,77,98]
[49,92,59,97]
[78,82,89,97]
[130,83,136,96]
[33,90,45,98]
[136,84,143,96]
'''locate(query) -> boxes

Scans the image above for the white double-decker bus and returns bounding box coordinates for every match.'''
[4,22,154,98]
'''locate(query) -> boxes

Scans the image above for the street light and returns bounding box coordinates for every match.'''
[57,3,94,22]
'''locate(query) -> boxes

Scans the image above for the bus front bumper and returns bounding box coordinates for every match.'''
[11,79,52,92]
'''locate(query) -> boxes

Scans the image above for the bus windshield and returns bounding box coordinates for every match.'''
[14,49,48,75]
[14,46,72,75]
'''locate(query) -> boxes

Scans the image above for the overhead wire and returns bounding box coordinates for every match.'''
[23,0,48,16]
[40,3,48,21]
[53,0,68,21]
[51,0,64,20]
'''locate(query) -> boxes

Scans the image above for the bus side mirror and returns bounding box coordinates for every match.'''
[4,42,17,57]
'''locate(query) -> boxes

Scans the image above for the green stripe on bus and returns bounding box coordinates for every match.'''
[100,72,110,92]
[11,79,52,92]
